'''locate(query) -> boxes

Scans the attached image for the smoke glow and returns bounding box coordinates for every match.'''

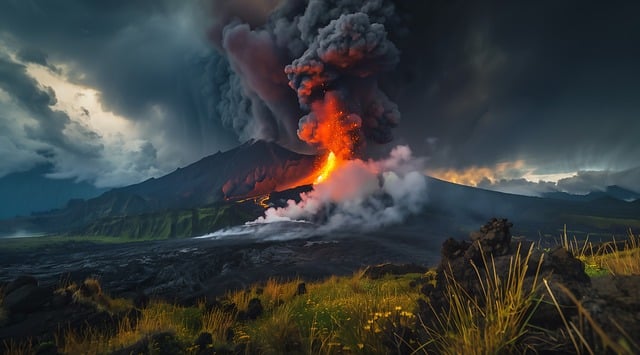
[254,145,428,234]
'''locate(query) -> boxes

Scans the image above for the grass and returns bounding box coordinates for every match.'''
[420,243,544,354]
[33,273,422,354]
[560,226,640,276]
[4,227,640,354]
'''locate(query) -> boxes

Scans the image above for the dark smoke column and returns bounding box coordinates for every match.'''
[210,0,402,157]
[285,12,401,159]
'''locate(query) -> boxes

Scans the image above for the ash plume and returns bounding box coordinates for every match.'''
[209,0,403,155]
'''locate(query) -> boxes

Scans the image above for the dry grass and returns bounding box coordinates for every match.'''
[561,227,640,276]
[201,306,236,345]
[8,227,640,354]
[420,243,544,354]
[600,229,640,275]
[543,280,639,354]
[2,339,35,355]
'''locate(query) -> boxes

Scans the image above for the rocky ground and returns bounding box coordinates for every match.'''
[419,218,640,353]
[1,219,639,353]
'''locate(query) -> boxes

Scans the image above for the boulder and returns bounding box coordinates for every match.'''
[4,275,38,295]
[420,218,592,339]
[3,284,52,313]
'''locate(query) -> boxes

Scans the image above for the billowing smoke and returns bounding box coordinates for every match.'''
[256,145,426,232]
[211,0,402,155]
[200,146,428,240]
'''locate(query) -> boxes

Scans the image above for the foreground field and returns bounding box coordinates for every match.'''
[1,226,638,354]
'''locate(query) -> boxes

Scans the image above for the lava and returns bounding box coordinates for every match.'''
[315,151,337,184]
[297,92,363,184]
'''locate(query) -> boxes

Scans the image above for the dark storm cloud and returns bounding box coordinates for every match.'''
[210,0,404,153]
[0,0,238,163]
[16,47,61,74]
[0,55,102,159]
[390,1,640,172]
[0,0,637,197]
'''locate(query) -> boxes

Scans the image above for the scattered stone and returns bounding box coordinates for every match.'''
[194,332,213,352]
[237,298,263,321]
[296,282,307,295]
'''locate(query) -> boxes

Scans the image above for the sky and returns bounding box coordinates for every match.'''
[0,0,638,218]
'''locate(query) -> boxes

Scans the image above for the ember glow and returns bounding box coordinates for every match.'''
[299,92,364,184]
[315,151,337,184]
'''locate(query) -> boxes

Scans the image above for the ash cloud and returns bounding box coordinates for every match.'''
[212,0,403,154]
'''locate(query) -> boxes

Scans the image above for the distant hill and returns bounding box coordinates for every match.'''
[424,178,640,238]
[542,185,640,203]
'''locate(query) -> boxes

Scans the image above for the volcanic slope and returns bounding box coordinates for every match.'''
[0,140,315,236]
[1,141,639,240]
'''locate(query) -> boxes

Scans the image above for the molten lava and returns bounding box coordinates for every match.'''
[315,151,337,184]
[297,92,363,184]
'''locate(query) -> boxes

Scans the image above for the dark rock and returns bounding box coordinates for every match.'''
[239,298,263,321]
[111,337,150,355]
[34,342,60,355]
[50,290,72,308]
[296,282,307,295]
[2,284,52,313]
[113,331,182,355]
[134,291,150,309]
[420,218,592,349]
[194,332,213,352]
[363,263,429,279]
[5,275,38,295]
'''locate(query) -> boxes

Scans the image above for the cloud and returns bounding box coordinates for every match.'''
[255,145,427,233]
[0,51,165,186]
[0,0,637,195]
[556,168,640,195]
[0,0,239,176]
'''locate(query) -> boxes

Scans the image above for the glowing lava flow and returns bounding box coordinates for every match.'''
[315,151,337,184]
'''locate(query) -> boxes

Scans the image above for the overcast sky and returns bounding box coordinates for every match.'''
[0,0,638,217]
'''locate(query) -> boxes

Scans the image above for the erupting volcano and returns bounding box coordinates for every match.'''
[283,12,401,186]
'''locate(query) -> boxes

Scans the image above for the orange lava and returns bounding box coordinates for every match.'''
[298,92,362,184]
[315,151,337,184]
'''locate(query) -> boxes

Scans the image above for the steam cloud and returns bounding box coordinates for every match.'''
[212,0,402,154]
[255,145,426,233]
[199,145,427,240]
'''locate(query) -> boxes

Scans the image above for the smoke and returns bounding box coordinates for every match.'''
[209,0,402,155]
[198,145,427,241]
[254,145,427,233]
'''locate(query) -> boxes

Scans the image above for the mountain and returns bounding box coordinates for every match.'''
[0,140,316,236]
[423,178,640,238]
[1,141,639,240]
[542,185,640,202]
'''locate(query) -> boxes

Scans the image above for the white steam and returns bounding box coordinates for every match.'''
[198,145,428,241]
[255,145,427,233]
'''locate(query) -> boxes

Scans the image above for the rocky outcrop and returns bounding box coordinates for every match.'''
[0,275,136,349]
[419,218,593,350]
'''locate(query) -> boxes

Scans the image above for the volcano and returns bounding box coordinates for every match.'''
[0,140,317,236]
[1,140,639,240]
